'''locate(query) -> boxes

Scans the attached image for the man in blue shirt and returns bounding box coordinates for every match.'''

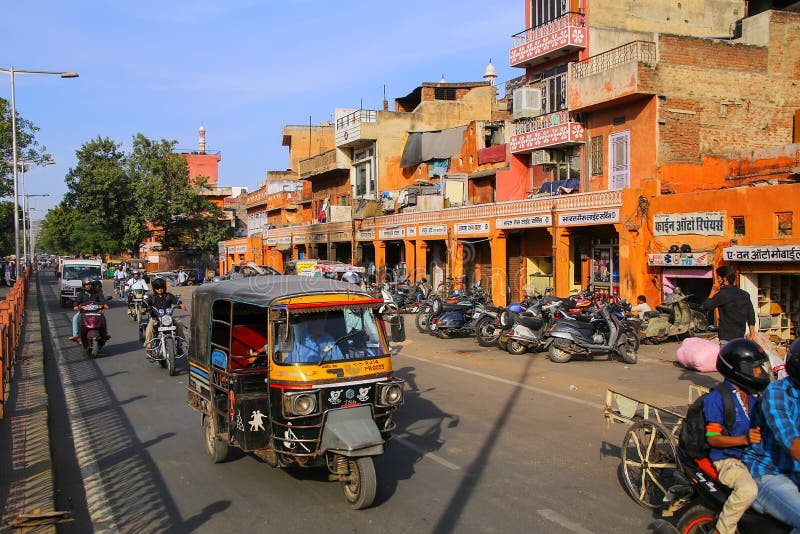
[744,339,800,531]
[286,313,345,363]
[704,339,770,534]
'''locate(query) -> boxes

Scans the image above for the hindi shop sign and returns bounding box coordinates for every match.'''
[558,209,619,227]
[723,245,800,262]
[653,211,725,236]
[647,252,711,267]
[356,230,375,241]
[454,221,490,235]
[496,214,552,230]
[379,228,405,239]
[293,235,307,244]
[420,225,447,236]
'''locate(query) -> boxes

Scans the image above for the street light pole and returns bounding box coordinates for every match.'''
[1,66,78,277]
[24,195,49,262]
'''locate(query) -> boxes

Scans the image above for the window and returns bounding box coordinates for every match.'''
[353,146,376,198]
[530,64,568,115]
[590,136,603,175]
[339,195,347,206]
[434,87,456,101]
[531,0,569,27]
[732,216,745,236]
[609,131,630,189]
[777,212,793,236]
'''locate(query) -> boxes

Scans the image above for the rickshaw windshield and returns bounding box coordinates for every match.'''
[274,307,387,364]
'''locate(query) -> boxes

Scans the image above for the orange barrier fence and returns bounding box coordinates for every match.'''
[0,266,31,419]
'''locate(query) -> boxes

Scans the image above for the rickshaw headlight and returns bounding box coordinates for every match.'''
[283,390,319,417]
[376,380,405,407]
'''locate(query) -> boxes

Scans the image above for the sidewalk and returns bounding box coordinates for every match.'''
[0,274,61,532]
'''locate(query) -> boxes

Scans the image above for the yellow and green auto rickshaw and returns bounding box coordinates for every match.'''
[187,275,405,509]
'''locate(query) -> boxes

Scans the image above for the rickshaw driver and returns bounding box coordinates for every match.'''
[283,313,346,363]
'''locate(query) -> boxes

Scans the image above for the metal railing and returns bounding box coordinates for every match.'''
[511,12,586,48]
[335,109,378,130]
[511,110,579,136]
[0,266,31,418]
[571,41,657,79]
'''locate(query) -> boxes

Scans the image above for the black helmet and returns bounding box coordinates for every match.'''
[151,277,167,291]
[668,245,680,253]
[82,277,94,287]
[716,339,771,393]
[680,244,692,253]
[785,339,800,385]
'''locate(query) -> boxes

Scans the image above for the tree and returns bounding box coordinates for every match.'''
[0,201,16,256]
[0,97,51,198]
[37,203,78,255]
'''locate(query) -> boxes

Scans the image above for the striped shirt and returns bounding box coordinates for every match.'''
[743,378,800,484]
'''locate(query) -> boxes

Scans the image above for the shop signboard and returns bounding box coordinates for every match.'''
[331,231,352,242]
[357,230,375,241]
[310,233,328,243]
[723,245,800,262]
[265,238,278,246]
[379,228,405,239]
[420,225,447,236]
[648,252,710,266]
[496,214,552,229]
[455,221,490,235]
[277,236,292,245]
[218,242,227,255]
[406,226,417,238]
[558,209,619,226]
[653,211,724,236]
[293,235,307,244]
[226,247,235,254]
[235,246,247,253]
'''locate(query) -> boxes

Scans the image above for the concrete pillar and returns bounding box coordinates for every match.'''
[450,239,464,287]
[414,240,428,282]
[404,240,416,280]
[551,227,572,297]
[374,240,386,282]
[490,231,508,306]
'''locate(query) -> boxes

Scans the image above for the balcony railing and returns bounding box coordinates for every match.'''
[509,12,586,68]
[509,110,586,153]
[335,109,378,147]
[335,109,377,130]
[571,41,656,79]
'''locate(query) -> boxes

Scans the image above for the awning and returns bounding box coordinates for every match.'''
[400,126,467,168]
[276,243,291,252]
[663,267,713,278]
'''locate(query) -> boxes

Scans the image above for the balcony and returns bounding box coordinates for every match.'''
[267,191,299,212]
[509,13,587,69]
[335,108,378,148]
[297,149,349,180]
[509,110,585,154]
[568,41,658,112]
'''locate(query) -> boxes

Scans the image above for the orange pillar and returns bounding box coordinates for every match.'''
[374,241,386,282]
[490,231,508,306]
[404,240,416,280]
[414,240,428,283]
[551,227,572,297]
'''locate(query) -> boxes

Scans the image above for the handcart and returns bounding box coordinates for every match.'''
[603,386,708,509]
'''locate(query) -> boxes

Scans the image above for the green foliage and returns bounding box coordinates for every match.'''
[0,97,51,197]
[0,201,16,257]
[38,133,232,256]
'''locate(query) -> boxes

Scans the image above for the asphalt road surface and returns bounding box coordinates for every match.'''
[40,276,719,533]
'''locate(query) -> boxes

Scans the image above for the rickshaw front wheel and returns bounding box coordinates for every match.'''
[340,456,377,510]
[203,415,228,464]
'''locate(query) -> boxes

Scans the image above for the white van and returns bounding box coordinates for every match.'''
[60,259,103,307]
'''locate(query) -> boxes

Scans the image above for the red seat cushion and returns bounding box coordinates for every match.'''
[694,457,720,481]
[230,325,268,369]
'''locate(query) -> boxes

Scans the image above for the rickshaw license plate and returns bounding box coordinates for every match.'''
[158,326,176,332]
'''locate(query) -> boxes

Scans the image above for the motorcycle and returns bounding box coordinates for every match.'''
[546,298,638,364]
[660,447,790,533]
[78,299,111,358]
[630,293,696,344]
[144,304,187,376]
[128,288,146,323]
[498,301,561,355]
[428,294,484,339]
[471,302,503,347]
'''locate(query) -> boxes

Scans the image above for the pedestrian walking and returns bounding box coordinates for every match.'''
[702,265,756,345]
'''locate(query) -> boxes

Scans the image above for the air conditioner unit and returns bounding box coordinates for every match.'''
[512,87,542,120]
[531,150,554,166]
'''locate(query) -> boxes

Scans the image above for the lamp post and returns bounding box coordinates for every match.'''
[1,66,78,277]
[24,196,49,261]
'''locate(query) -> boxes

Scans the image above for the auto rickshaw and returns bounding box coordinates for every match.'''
[187,275,405,509]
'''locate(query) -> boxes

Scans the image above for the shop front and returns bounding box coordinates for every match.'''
[419,224,448,291]
[293,234,307,261]
[454,220,492,295]
[355,229,375,282]
[647,251,713,307]
[557,209,620,296]
[496,213,553,301]
[724,245,800,342]
[379,227,406,280]
[309,232,329,260]
[330,229,353,264]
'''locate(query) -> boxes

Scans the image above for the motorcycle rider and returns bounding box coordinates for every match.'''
[125,269,149,313]
[69,277,109,342]
[143,277,186,351]
[704,339,770,534]
[743,339,800,531]
[113,265,127,294]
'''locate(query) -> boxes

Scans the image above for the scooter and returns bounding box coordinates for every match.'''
[632,293,696,344]
[546,299,638,364]
[78,299,111,358]
[659,447,790,533]
[428,292,486,339]
[498,301,561,355]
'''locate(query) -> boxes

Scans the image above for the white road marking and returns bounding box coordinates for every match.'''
[44,300,120,532]
[394,434,461,471]
[399,352,604,409]
[538,509,595,534]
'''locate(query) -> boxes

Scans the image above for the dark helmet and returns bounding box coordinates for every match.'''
[151,277,167,291]
[716,339,771,393]
[82,277,94,287]
[668,245,680,253]
[785,339,800,385]
[680,244,692,253]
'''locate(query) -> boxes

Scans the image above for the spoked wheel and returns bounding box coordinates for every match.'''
[341,456,377,510]
[621,420,678,509]
[475,317,500,347]
[507,339,528,355]
[166,340,176,376]
[415,311,431,333]
[203,415,228,464]
[676,504,715,534]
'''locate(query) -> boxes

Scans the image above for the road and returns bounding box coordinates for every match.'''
[39,275,719,533]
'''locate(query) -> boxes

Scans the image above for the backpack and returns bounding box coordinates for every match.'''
[678,383,736,459]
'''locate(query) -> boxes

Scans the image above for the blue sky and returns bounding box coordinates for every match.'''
[2,1,520,215]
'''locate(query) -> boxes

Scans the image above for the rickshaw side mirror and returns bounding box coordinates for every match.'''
[277,323,294,353]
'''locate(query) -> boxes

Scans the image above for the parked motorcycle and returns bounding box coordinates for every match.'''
[78,299,111,358]
[546,299,638,364]
[498,301,561,355]
[144,305,187,376]
[630,293,697,343]
[428,292,485,339]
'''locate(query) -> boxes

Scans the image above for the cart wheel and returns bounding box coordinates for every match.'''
[621,420,678,509]
[341,456,377,510]
[203,415,228,464]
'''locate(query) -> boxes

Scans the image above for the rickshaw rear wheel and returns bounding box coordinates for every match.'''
[341,456,377,510]
[621,420,677,509]
[203,415,228,464]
